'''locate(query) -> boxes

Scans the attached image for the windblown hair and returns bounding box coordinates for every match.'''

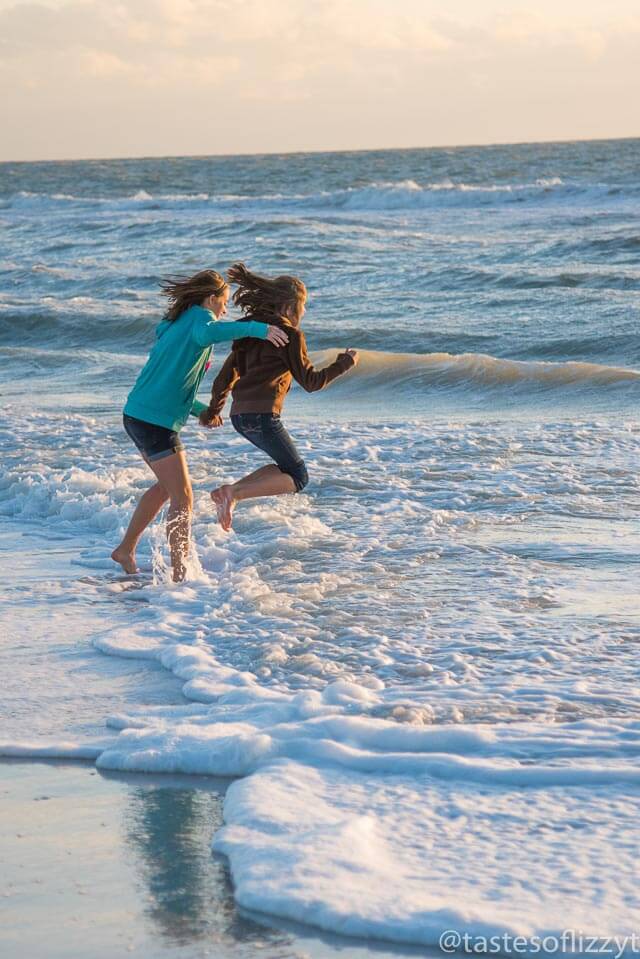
[160,269,228,322]
[227,262,306,323]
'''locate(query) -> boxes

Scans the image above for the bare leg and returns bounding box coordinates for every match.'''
[211,464,295,531]
[144,452,193,582]
[112,482,169,573]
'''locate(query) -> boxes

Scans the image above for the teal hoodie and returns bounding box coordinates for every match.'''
[123,305,268,432]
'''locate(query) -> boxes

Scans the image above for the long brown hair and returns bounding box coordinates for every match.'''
[227,262,306,323]
[160,270,228,322]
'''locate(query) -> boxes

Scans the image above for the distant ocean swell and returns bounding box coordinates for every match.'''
[4,301,640,359]
[4,177,640,213]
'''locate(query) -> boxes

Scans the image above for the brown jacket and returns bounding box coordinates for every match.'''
[207,318,355,416]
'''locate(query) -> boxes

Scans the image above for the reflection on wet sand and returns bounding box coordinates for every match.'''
[122,778,288,951]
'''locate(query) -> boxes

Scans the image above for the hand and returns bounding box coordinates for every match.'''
[266,325,289,347]
[199,410,224,428]
[344,348,359,366]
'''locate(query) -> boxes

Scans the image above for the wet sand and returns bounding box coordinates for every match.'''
[0,760,430,959]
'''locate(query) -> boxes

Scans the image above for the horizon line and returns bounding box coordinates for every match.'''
[2,133,639,166]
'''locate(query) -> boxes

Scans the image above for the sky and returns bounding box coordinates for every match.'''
[1,0,639,161]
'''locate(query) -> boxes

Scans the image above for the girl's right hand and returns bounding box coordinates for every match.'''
[266,325,289,347]
[344,348,359,366]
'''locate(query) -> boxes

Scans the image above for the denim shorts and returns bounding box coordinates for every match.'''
[123,414,184,462]
[231,413,309,492]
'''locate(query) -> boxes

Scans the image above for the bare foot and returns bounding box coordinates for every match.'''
[111,546,139,575]
[210,485,236,531]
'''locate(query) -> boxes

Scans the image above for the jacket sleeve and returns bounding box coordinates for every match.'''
[207,352,240,415]
[286,330,355,393]
[192,308,268,348]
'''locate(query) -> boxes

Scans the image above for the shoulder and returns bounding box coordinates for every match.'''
[186,305,212,322]
[286,326,304,346]
[187,305,215,341]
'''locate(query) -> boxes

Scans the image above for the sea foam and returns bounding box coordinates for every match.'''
[3,406,640,947]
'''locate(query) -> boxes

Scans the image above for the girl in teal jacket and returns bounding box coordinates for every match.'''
[111,270,288,582]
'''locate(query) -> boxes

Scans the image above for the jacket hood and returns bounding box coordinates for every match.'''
[243,314,295,332]
[155,318,172,340]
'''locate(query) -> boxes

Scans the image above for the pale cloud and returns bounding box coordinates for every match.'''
[315,1,453,54]
[488,10,610,60]
[0,0,638,160]
[79,49,138,79]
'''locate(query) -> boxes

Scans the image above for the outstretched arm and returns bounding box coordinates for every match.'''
[287,329,356,392]
[191,307,289,348]
[199,352,239,426]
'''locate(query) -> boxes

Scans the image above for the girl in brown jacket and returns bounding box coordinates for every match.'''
[199,263,358,530]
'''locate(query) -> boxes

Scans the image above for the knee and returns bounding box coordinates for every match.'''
[170,486,193,512]
[151,483,169,503]
[290,461,309,493]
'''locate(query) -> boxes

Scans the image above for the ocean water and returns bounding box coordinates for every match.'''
[2,139,640,950]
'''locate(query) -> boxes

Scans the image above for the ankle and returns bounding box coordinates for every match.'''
[219,483,239,503]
